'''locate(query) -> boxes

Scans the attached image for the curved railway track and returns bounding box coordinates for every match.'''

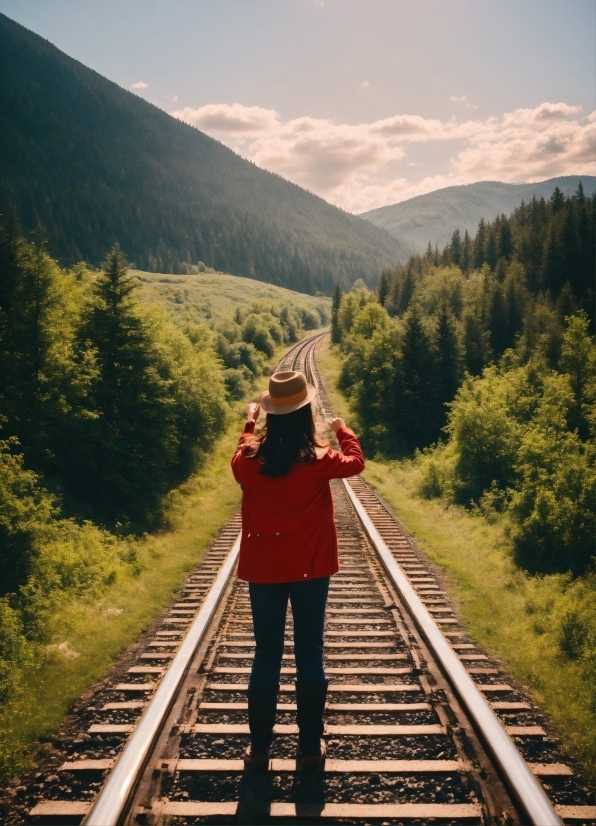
[21,333,594,825]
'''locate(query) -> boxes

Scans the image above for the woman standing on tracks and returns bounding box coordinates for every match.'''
[232,370,365,771]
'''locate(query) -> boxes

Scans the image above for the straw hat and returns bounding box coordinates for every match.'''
[259,371,317,415]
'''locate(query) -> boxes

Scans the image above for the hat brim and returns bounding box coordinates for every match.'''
[259,383,317,415]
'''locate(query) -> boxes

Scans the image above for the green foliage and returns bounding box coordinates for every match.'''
[0,440,53,595]
[336,185,594,576]
[0,224,234,538]
[0,14,406,294]
[509,374,595,575]
[446,370,523,504]
[421,349,595,575]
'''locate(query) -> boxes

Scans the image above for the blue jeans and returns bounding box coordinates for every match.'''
[248,576,330,689]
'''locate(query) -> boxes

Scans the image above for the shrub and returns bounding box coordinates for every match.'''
[447,371,522,504]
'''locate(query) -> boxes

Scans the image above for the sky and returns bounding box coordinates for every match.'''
[2,0,594,214]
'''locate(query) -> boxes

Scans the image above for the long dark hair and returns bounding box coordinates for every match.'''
[246,403,327,477]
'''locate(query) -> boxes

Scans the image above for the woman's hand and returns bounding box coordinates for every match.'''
[247,402,260,422]
[328,417,345,433]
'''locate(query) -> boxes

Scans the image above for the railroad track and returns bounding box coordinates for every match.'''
[22,333,594,825]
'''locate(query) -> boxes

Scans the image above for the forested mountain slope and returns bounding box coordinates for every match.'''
[0,13,407,293]
[361,177,596,252]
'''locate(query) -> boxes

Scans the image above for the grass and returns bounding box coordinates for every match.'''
[134,268,330,327]
[0,328,303,782]
[316,336,596,779]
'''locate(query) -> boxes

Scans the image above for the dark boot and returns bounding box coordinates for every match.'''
[244,686,279,771]
[295,680,329,771]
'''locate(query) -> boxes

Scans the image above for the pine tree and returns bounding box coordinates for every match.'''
[71,243,175,525]
[463,312,487,376]
[496,215,514,261]
[394,304,436,447]
[433,303,462,434]
[0,223,68,466]
[484,225,498,269]
[450,228,461,266]
[488,280,509,358]
[330,283,342,344]
[549,186,565,213]
[462,230,471,272]
[473,218,486,269]
[377,270,391,306]
[397,268,415,315]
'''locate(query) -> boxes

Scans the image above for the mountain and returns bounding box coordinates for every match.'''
[0,14,407,294]
[360,177,596,253]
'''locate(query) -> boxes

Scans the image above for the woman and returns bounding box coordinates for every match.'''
[231,369,365,771]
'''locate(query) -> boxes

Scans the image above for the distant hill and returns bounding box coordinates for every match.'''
[0,14,407,294]
[361,177,596,253]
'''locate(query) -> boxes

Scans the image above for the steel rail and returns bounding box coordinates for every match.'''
[83,534,241,826]
[340,482,561,826]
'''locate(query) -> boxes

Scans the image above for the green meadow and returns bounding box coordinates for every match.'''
[134,268,330,327]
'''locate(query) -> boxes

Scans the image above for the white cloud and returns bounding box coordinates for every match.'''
[450,95,478,110]
[130,81,148,89]
[172,101,596,213]
[175,102,279,134]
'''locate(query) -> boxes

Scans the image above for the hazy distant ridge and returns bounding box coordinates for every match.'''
[361,177,596,253]
[0,13,407,294]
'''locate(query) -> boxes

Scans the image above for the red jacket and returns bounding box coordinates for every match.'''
[232,422,365,584]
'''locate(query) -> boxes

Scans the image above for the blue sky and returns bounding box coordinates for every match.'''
[2,0,594,212]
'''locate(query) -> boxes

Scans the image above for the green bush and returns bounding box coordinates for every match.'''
[446,370,522,504]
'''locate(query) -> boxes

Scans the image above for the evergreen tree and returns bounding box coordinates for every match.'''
[330,283,342,344]
[70,243,175,525]
[502,263,527,348]
[433,303,462,433]
[450,229,462,267]
[461,230,471,272]
[496,215,514,261]
[463,312,487,376]
[377,270,391,306]
[484,225,497,269]
[488,280,509,358]
[394,305,436,447]
[0,223,70,467]
[549,186,565,213]
[397,268,416,315]
[473,218,486,269]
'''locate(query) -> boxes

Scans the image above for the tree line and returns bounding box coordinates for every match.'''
[331,185,595,575]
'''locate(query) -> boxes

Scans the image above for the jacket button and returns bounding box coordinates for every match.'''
[304,574,308,578]
[247,533,251,538]
[256,533,260,537]
[275,532,280,536]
